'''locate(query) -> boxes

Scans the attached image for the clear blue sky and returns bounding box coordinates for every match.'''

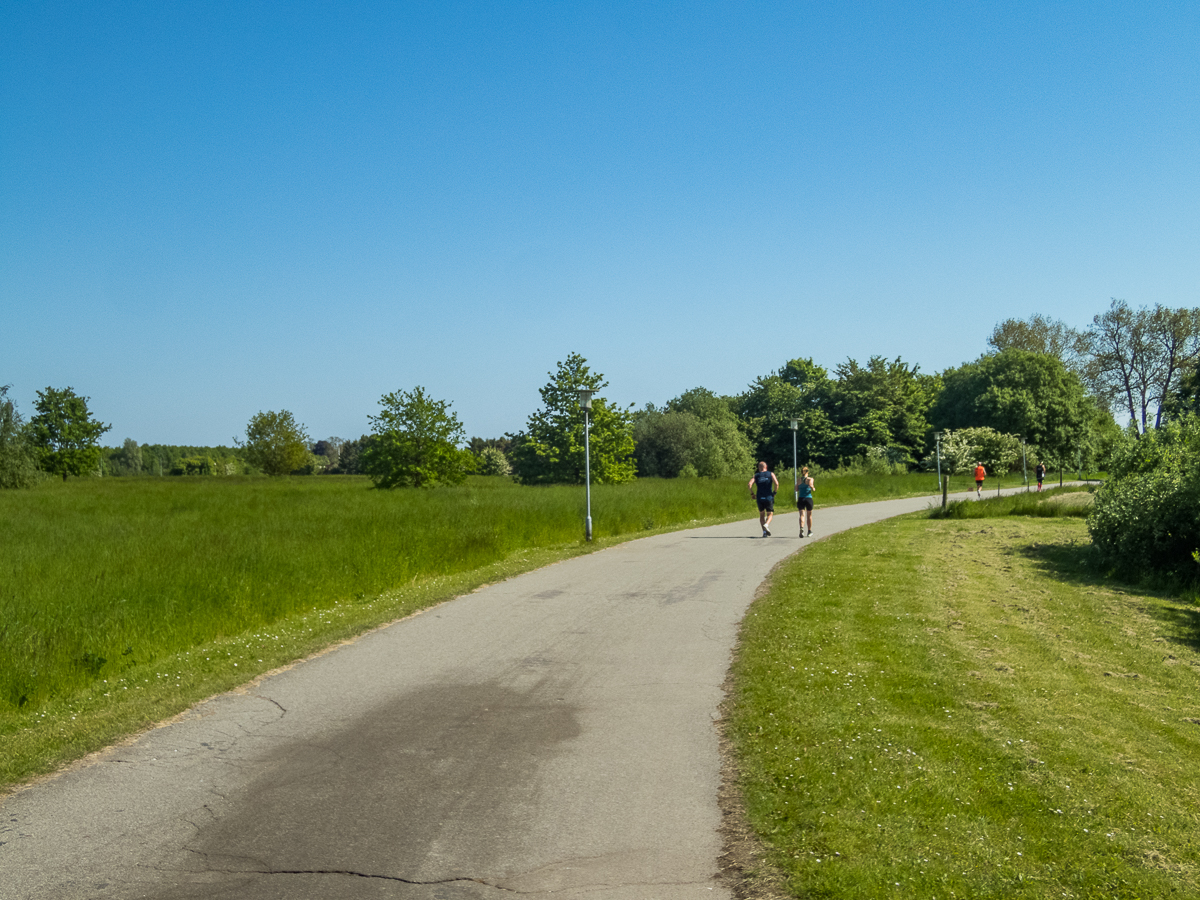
[3,2,1198,445]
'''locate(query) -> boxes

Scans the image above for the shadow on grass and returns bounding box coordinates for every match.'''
[1013,540,1200,654]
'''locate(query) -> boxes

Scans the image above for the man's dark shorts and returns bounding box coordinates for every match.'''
[975,480,984,489]
[757,497,775,512]
[797,497,813,512]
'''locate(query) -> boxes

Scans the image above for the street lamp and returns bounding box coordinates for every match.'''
[578,389,593,542]
[789,419,799,502]
[934,432,946,509]
[1021,437,1028,491]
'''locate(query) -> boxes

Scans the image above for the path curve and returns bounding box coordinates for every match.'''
[0,486,1056,899]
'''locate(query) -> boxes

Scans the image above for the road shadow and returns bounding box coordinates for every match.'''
[1012,540,1200,654]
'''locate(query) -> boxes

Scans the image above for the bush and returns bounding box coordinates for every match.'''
[476,446,512,477]
[1088,415,1200,581]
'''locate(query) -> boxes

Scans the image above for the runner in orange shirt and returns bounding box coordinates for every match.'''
[974,462,986,497]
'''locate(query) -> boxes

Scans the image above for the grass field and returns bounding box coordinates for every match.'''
[1,469,964,789]
[729,505,1200,898]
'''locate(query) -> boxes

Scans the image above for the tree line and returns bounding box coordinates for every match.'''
[3,297,1198,496]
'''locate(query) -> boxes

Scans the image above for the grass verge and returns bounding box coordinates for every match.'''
[729,514,1200,899]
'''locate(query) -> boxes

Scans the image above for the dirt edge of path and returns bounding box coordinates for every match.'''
[716,563,795,900]
[717,663,792,900]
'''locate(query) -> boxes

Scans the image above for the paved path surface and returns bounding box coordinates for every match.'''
[1,488,1043,899]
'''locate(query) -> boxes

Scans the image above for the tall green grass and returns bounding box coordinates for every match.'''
[0,474,752,712]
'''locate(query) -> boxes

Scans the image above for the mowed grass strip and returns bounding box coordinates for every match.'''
[1,470,950,789]
[729,515,1200,899]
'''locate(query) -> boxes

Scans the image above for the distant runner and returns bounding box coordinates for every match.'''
[796,466,815,537]
[974,462,986,497]
[748,461,779,537]
[1035,461,1046,492]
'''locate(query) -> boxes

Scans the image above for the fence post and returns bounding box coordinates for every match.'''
[942,474,948,510]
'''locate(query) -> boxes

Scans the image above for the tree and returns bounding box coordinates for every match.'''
[823,356,939,465]
[26,386,111,481]
[118,438,143,475]
[0,386,40,489]
[634,387,755,478]
[921,427,1020,476]
[988,314,1087,373]
[360,386,475,488]
[510,353,637,485]
[476,446,513,477]
[1081,298,1200,432]
[931,350,1090,474]
[329,435,371,474]
[737,361,838,469]
[242,410,311,476]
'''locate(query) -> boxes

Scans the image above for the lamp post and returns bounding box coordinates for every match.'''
[789,419,799,502]
[935,432,946,509]
[1021,437,1028,491]
[578,389,593,542]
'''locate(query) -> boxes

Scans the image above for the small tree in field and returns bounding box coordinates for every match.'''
[27,386,111,481]
[1,385,40,488]
[510,353,637,485]
[361,386,475,488]
[243,410,311,475]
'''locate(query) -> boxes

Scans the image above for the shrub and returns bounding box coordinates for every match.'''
[1088,415,1200,581]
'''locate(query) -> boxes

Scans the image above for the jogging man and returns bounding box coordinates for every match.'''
[1035,461,1046,492]
[748,461,779,537]
[974,462,986,497]
[796,466,815,537]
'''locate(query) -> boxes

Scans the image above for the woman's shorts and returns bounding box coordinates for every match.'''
[797,497,813,511]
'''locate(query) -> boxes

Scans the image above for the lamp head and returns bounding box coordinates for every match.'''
[577,389,593,410]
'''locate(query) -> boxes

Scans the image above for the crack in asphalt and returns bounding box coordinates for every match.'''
[247,869,523,892]
[251,694,287,714]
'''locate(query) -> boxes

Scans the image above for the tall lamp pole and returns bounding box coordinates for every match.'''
[789,419,799,501]
[934,432,943,489]
[578,389,593,542]
[1021,437,1028,491]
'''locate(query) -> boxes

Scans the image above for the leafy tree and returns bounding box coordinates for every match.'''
[0,386,40,489]
[634,387,755,478]
[476,446,513,477]
[118,438,143,474]
[242,410,311,476]
[737,361,838,470]
[824,356,938,465]
[329,435,371,474]
[921,427,1020,476]
[468,436,514,457]
[1089,414,1200,581]
[1163,357,1200,421]
[931,350,1090,475]
[988,314,1087,373]
[1082,299,1200,432]
[26,386,111,481]
[510,353,636,485]
[312,438,343,472]
[360,386,475,488]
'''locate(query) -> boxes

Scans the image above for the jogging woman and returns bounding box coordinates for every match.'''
[796,466,815,537]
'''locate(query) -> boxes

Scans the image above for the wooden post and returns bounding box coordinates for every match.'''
[942,474,949,509]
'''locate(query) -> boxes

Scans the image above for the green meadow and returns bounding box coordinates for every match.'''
[1,469,958,788]
[729,493,1200,899]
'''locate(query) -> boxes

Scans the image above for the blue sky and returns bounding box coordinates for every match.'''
[3,2,1198,445]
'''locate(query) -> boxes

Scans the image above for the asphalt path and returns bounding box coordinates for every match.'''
[2,486,1047,899]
